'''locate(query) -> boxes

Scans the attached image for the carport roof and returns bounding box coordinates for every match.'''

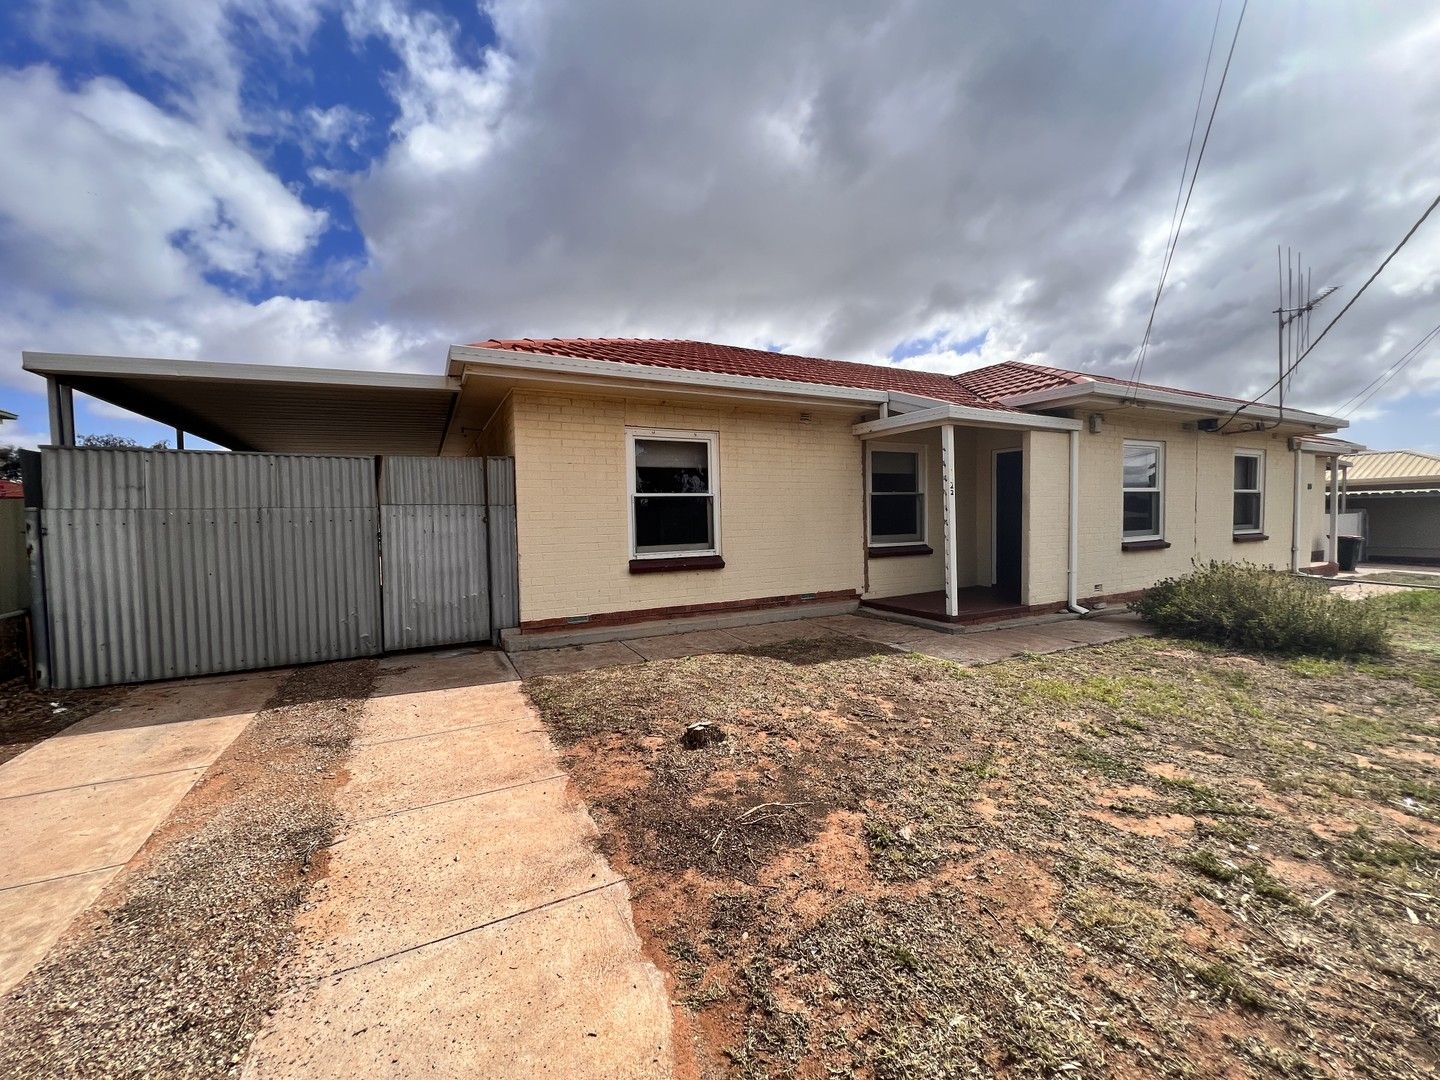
[22,352,460,455]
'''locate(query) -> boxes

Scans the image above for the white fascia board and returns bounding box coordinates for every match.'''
[853,404,1081,439]
[22,352,458,393]
[1295,436,1367,454]
[998,381,1346,430]
[450,344,890,407]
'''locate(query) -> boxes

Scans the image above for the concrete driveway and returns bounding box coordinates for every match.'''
[242,648,674,1079]
[0,670,281,994]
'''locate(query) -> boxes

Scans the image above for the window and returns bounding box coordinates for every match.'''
[1233,450,1264,533]
[867,446,925,544]
[627,430,718,557]
[1122,440,1164,540]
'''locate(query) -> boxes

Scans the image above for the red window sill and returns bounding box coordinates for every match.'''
[1121,539,1171,552]
[629,555,725,574]
[1232,532,1269,543]
[867,544,934,558]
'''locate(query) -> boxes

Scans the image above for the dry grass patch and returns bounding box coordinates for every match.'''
[528,621,1440,1079]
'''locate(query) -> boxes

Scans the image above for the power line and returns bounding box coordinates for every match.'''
[1124,0,1225,393]
[1125,0,1248,397]
[1216,186,1440,431]
[1334,320,1440,419]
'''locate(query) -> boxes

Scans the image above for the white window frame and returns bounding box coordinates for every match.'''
[1233,449,1265,535]
[1122,439,1165,541]
[866,443,928,547]
[625,427,721,559]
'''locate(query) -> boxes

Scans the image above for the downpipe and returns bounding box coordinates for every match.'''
[1066,428,1091,616]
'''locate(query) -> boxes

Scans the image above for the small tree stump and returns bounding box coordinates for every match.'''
[682,721,725,749]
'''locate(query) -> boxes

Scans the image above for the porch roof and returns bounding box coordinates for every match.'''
[852,402,1081,438]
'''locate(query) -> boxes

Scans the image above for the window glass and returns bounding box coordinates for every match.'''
[1233,452,1263,532]
[868,448,924,544]
[1123,445,1158,488]
[1233,493,1262,531]
[1123,492,1160,538]
[871,451,919,493]
[1122,441,1163,539]
[871,494,922,540]
[634,439,709,494]
[635,496,713,553]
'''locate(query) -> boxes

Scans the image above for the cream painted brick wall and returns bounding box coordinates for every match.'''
[511,389,864,623]
[1023,431,1071,605]
[1054,417,1310,606]
[863,427,981,598]
[472,395,515,457]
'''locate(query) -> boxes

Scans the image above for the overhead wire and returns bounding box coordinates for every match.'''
[1123,0,1243,397]
[1332,320,1440,419]
[1215,187,1440,431]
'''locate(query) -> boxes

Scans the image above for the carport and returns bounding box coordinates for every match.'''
[25,352,466,455]
[20,353,517,689]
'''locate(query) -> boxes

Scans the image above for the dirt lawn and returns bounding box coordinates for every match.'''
[526,594,1440,1079]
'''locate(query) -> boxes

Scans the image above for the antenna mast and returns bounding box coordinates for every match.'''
[1272,246,1337,427]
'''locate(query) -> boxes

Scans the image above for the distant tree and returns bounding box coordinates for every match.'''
[0,445,20,482]
[77,434,170,450]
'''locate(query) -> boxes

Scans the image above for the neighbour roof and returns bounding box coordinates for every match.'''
[953,360,1254,408]
[1342,449,1440,485]
[470,338,1017,410]
[0,480,22,499]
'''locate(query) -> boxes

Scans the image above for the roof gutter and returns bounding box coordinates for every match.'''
[451,344,895,409]
[23,351,459,393]
[1294,436,1366,454]
[997,379,1347,431]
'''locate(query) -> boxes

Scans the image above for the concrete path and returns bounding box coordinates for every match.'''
[507,609,1153,677]
[242,648,673,1080]
[0,670,281,995]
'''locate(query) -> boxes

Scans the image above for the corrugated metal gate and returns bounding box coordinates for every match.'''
[34,448,518,688]
[380,457,490,651]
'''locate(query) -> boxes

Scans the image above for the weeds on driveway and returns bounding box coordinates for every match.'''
[528,597,1440,1079]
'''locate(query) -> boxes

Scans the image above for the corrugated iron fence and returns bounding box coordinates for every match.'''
[33,449,518,688]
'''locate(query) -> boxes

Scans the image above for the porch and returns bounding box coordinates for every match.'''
[861,586,1039,625]
[854,402,1084,619]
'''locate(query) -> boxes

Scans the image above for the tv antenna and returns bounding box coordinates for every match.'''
[1273,246,1337,426]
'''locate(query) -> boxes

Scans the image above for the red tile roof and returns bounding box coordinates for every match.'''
[0,480,23,499]
[469,338,1017,410]
[954,360,1254,408]
[469,340,1264,415]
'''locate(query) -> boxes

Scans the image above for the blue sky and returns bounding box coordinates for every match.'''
[1,1,1438,453]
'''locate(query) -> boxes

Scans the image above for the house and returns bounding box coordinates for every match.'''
[1334,449,1440,565]
[21,340,1358,673]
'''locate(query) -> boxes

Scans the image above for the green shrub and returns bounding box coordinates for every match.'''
[1132,561,1389,658]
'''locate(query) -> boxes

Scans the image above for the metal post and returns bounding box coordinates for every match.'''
[1290,442,1304,573]
[46,378,75,446]
[175,428,186,450]
[1328,455,1340,565]
[940,423,958,619]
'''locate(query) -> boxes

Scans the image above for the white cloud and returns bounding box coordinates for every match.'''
[0,66,324,305]
[3,0,1440,443]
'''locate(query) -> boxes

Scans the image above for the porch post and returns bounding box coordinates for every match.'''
[940,422,959,618]
[1290,442,1303,573]
[1327,455,1340,564]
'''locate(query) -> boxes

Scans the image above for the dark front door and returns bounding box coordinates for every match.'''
[994,450,1023,602]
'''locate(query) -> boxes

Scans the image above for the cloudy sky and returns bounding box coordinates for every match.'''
[1,0,1437,451]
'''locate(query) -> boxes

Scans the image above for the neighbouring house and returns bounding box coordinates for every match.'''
[1334,449,1440,565]
[20,341,1359,683]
